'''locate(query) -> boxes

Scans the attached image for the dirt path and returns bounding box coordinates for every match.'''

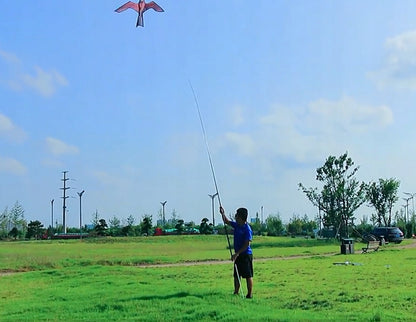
[0,271,17,277]
[137,238,416,268]
[396,238,416,249]
[137,253,337,268]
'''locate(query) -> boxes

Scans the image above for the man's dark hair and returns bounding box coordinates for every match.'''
[236,208,248,221]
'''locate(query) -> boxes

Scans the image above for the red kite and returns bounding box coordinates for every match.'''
[115,0,164,27]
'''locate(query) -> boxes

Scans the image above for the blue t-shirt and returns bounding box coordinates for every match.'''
[230,221,253,255]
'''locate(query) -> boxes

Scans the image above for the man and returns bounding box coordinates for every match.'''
[220,206,253,299]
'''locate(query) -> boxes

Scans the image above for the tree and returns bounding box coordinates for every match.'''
[301,214,318,235]
[265,215,284,236]
[299,152,367,238]
[92,210,100,227]
[45,226,55,239]
[8,227,19,239]
[140,215,153,236]
[199,218,213,234]
[95,219,108,236]
[121,224,134,237]
[26,220,44,240]
[0,207,9,238]
[9,201,27,236]
[108,216,121,236]
[125,215,135,227]
[175,219,185,234]
[250,212,265,235]
[287,215,303,236]
[367,178,400,227]
[168,209,178,228]
[287,214,317,236]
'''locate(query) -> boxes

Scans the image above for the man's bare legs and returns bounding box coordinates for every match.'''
[246,277,253,298]
[234,276,253,298]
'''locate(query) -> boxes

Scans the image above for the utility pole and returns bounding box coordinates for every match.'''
[61,171,70,234]
[208,193,218,226]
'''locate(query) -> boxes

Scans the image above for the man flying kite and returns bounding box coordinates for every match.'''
[115,0,164,27]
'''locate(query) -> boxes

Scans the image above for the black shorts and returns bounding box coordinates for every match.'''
[234,253,253,278]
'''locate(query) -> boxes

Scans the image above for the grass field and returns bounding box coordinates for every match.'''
[1,236,415,321]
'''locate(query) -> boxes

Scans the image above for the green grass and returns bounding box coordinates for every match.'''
[0,235,340,271]
[0,236,415,321]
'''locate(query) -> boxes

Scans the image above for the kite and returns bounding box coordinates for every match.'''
[115,0,164,27]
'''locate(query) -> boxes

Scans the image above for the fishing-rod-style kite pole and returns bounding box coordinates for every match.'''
[189,80,243,297]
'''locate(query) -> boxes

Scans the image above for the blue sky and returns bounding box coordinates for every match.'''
[2,1,416,228]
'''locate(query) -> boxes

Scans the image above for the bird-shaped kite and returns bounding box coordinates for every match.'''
[115,0,164,27]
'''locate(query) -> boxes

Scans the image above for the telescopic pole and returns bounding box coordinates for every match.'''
[189,81,243,297]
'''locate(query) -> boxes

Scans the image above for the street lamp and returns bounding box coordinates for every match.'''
[51,199,54,230]
[404,192,416,235]
[403,196,412,223]
[77,190,85,239]
[160,201,167,226]
[404,192,416,217]
[208,193,218,226]
[261,206,264,225]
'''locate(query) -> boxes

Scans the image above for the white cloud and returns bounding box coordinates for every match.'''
[91,169,136,191]
[307,96,393,133]
[21,66,68,97]
[224,132,255,156]
[368,30,416,90]
[92,170,121,186]
[0,113,15,132]
[0,50,20,65]
[0,113,27,143]
[229,105,246,127]
[385,30,416,57]
[0,156,27,175]
[222,96,393,165]
[0,48,68,97]
[45,137,79,156]
[41,158,64,168]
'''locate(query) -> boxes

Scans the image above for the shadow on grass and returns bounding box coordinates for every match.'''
[121,291,220,301]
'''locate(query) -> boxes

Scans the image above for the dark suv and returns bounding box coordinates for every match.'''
[371,227,404,244]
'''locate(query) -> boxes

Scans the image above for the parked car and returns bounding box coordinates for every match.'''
[371,227,404,244]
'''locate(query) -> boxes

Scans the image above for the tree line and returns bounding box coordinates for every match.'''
[1,152,414,240]
[0,203,318,240]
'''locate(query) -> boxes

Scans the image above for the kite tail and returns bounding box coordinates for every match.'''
[136,15,144,27]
